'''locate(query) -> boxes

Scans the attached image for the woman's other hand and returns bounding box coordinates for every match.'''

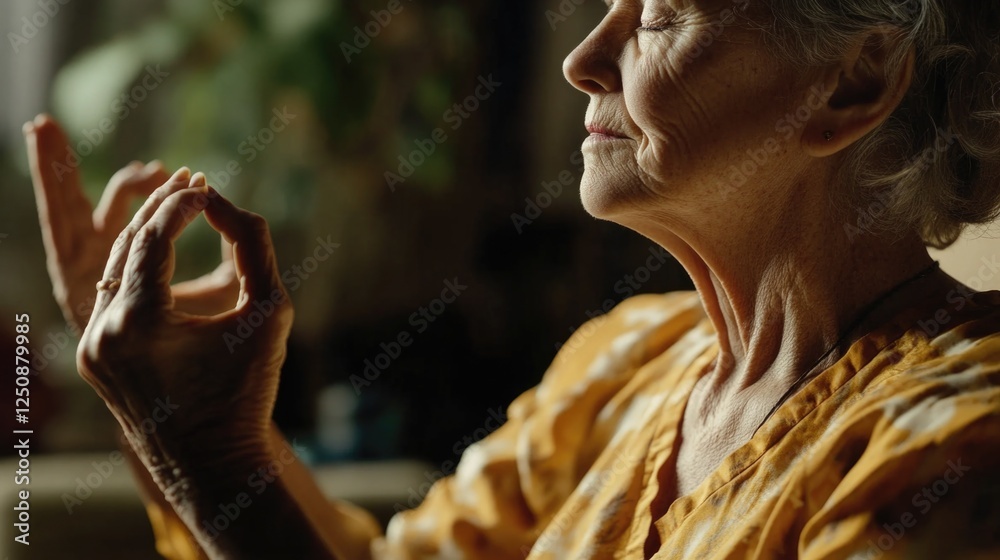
[23,114,239,332]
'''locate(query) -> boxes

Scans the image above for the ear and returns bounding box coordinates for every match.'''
[802,27,915,157]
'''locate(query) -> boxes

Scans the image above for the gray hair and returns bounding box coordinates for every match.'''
[754,0,1000,248]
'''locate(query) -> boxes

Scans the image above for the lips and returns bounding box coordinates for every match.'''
[585,124,629,139]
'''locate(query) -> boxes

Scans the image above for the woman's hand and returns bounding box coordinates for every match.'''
[75,174,340,559]
[75,170,293,472]
[24,115,239,331]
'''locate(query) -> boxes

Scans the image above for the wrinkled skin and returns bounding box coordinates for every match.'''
[25,113,281,479]
[25,116,240,331]
[27,116,381,559]
[565,0,801,220]
[562,0,941,498]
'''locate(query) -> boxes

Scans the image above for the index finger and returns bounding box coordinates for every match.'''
[118,183,217,311]
[88,168,195,322]
[24,115,94,250]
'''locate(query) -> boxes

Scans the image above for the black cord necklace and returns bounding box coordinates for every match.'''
[751,260,942,437]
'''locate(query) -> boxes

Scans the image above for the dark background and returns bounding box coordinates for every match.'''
[2,4,995,558]
[0,0,693,470]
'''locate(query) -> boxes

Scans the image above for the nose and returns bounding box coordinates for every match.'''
[563,22,623,95]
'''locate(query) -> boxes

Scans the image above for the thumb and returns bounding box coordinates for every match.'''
[203,188,291,322]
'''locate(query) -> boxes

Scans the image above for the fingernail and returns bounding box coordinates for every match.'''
[174,167,191,181]
[22,121,34,136]
[189,172,207,188]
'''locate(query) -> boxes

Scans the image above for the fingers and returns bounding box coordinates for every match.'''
[90,168,196,320]
[172,271,240,316]
[89,179,288,334]
[119,181,216,309]
[94,160,172,234]
[24,114,93,251]
[171,228,239,316]
[173,236,238,297]
[203,188,288,313]
[220,233,234,264]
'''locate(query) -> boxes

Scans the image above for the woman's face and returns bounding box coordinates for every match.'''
[564,0,817,223]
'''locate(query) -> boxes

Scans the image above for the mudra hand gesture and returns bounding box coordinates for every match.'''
[25,113,290,460]
[23,116,339,558]
[24,115,240,331]
[79,169,295,467]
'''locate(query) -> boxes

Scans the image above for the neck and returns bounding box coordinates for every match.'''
[611,182,937,400]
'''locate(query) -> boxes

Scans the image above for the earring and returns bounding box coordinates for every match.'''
[823,130,834,141]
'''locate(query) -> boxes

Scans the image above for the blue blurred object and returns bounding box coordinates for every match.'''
[298,382,404,464]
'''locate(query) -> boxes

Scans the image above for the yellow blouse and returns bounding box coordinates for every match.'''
[149,289,1000,559]
[373,290,1000,559]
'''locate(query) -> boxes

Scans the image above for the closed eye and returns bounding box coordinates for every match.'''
[637,7,678,32]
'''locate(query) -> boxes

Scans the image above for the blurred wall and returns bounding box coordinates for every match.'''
[932,232,1000,292]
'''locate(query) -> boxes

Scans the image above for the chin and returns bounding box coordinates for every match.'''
[579,173,626,218]
[578,161,659,221]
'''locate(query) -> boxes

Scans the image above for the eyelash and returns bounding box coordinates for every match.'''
[637,11,678,32]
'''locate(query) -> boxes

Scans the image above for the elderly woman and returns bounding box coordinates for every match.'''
[24,0,1000,558]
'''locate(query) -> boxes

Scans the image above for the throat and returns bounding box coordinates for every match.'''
[641,385,767,558]
[672,369,787,497]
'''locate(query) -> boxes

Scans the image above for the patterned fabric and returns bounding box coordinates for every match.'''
[373,290,1000,559]
[146,289,1000,558]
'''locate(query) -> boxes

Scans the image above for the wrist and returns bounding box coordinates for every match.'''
[129,427,270,503]
[148,441,336,559]
[152,443,273,532]
[119,400,271,470]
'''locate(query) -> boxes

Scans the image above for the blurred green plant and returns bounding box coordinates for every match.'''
[52,0,476,277]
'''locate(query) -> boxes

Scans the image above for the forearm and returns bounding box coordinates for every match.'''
[156,438,339,560]
[265,426,381,560]
[121,435,209,559]
[129,423,379,560]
